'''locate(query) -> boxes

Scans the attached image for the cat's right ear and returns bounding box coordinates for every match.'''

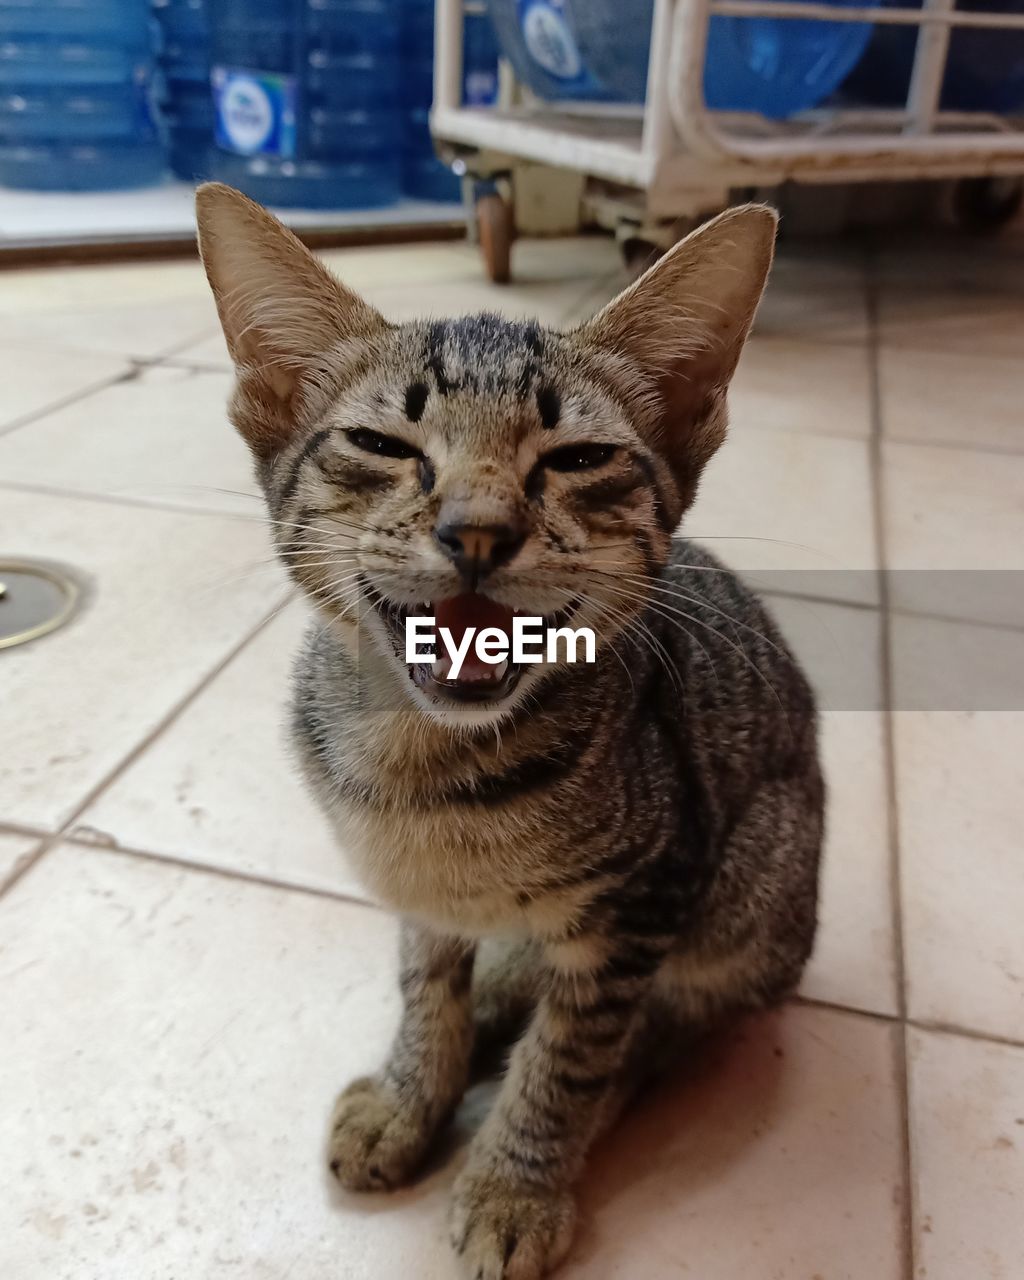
[195,182,387,456]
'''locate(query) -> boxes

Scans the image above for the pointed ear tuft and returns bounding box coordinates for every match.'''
[577,204,777,512]
[195,183,387,454]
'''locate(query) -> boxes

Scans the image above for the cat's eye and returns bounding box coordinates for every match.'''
[345,427,422,461]
[542,443,618,473]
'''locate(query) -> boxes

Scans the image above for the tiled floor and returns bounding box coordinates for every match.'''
[1,228,1022,1279]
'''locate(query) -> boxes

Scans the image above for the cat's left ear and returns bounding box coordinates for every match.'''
[196,182,388,456]
[576,204,776,509]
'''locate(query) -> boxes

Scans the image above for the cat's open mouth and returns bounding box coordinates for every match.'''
[362,578,576,704]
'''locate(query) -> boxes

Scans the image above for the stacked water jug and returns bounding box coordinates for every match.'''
[0,0,165,190]
[205,0,404,208]
[152,0,214,180]
[487,0,1024,117]
[401,0,499,202]
[6,0,1021,199]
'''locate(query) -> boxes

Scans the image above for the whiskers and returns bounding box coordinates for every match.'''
[571,562,785,709]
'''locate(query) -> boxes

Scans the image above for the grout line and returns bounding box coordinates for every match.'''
[907,1018,1024,1054]
[61,833,384,915]
[865,244,916,1280]
[0,831,65,904]
[0,819,51,841]
[0,365,138,441]
[0,592,291,905]
[0,479,261,522]
[147,355,230,374]
[883,432,1024,460]
[796,992,1024,1053]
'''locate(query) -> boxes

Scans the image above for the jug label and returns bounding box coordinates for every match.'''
[212,67,297,157]
[517,0,601,90]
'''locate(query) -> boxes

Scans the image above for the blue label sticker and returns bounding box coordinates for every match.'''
[516,0,600,89]
[464,67,499,108]
[212,66,297,158]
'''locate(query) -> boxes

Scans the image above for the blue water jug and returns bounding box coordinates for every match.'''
[0,0,165,190]
[400,0,499,202]
[153,0,214,180]
[842,0,1024,113]
[487,0,878,119]
[208,0,401,209]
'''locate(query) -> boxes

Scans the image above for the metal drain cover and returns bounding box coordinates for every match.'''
[0,559,81,650]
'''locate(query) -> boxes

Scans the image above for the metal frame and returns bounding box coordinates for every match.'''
[431,0,1024,217]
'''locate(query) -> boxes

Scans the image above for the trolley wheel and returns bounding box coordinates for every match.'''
[953,177,1024,234]
[477,193,513,284]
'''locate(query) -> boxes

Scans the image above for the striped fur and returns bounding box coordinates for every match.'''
[197,185,824,1279]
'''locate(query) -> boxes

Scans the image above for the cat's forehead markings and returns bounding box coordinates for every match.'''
[404,381,429,423]
[536,384,561,430]
[420,314,552,401]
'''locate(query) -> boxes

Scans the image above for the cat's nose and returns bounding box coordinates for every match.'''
[434,520,526,584]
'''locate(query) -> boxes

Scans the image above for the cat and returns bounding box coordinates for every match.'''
[196,183,824,1280]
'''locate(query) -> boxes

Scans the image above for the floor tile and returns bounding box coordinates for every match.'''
[0,845,420,1280]
[754,252,869,343]
[0,364,255,515]
[909,1027,1024,1280]
[0,257,210,316]
[322,234,620,294]
[875,245,1024,358]
[870,253,1024,360]
[878,287,1024,360]
[0,347,130,435]
[731,336,872,439]
[0,833,41,892]
[567,1006,904,1279]
[802,711,897,1016]
[895,708,1024,1041]
[0,295,217,362]
[0,258,217,360]
[890,612,1024,713]
[874,238,1024,297]
[0,489,286,831]
[0,846,904,1280]
[883,442,1024,628]
[878,345,1024,453]
[686,430,879,605]
[764,596,896,1014]
[320,239,481,291]
[77,602,365,900]
[366,276,605,326]
[767,594,883,713]
[158,328,230,370]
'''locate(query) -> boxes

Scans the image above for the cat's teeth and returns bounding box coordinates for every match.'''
[493,660,509,680]
[432,655,453,681]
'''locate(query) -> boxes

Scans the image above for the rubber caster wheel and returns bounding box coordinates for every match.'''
[477,193,513,284]
[953,177,1023,234]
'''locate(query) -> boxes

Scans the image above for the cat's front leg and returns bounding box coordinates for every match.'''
[451,931,668,1279]
[329,921,475,1191]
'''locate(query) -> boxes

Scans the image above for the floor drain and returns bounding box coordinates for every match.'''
[0,559,82,651]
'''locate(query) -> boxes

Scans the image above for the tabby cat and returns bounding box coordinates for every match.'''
[197,183,824,1280]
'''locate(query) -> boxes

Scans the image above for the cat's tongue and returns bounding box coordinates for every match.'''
[434,593,514,683]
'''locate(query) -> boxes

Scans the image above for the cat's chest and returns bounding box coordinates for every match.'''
[321,787,583,937]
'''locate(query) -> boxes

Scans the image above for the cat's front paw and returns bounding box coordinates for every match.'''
[327,1076,434,1192]
[450,1167,576,1280]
